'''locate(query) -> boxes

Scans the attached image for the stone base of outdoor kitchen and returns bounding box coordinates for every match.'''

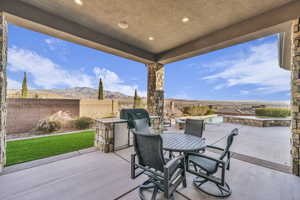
[224,116,291,127]
[95,117,161,153]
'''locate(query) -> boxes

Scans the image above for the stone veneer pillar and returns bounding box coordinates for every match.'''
[0,12,7,173]
[291,18,300,176]
[147,63,164,132]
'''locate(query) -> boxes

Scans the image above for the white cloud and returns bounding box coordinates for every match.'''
[45,38,63,51]
[8,46,94,89]
[213,84,225,90]
[93,67,146,96]
[8,46,146,96]
[7,78,21,89]
[203,41,290,94]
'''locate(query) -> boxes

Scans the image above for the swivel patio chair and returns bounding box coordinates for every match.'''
[184,119,204,138]
[131,130,187,200]
[186,128,239,197]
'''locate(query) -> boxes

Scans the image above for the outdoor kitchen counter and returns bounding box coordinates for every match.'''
[95,116,161,153]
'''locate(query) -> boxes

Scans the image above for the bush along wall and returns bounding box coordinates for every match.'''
[73,117,95,129]
[181,105,215,116]
[255,108,291,118]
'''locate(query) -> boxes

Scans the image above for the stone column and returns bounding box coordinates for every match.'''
[291,18,300,176]
[0,12,7,173]
[147,63,164,132]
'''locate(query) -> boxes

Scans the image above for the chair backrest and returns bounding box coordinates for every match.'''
[184,119,204,138]
[219,128,239,160]
[132,130,165,172]
[133,118,151,133]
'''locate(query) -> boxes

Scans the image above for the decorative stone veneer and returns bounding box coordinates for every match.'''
[291,18,300,176]
[147,63,164,132]
[95,117,163,153]
[223,116,291,127]
[0,12,7,173]
[94,119,124,153]
[150,116,162,133]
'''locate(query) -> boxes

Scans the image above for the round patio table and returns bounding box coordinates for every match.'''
[161,133,206,152]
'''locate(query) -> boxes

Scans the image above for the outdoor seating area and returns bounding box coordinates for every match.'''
[129,110,240,199]
[90,109,297,199]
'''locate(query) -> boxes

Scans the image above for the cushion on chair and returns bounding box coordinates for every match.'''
[189,155,218,174]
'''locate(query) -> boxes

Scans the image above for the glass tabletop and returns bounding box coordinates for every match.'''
[161,133,206,152]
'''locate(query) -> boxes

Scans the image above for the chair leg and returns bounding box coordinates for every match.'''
[216,183,231,197]
[131,154,135,179]
[193,176,232,198]
[151,186,158,200]
[182,170,187,188]
[138,179,155,200]
[227,159,230,170]
[164,191,175,200]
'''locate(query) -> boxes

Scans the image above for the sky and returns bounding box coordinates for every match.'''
[7,24,290,101]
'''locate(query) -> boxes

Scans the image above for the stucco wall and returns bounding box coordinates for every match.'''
[79,99,118,119]
[7,98,80,134]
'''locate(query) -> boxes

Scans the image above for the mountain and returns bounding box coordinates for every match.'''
[8,87,131,99]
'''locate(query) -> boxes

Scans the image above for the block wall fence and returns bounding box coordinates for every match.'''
[7,98,118,134]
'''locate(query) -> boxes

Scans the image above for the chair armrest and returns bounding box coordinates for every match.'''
[206,145,224,151]
[165,155,185,170]
[187,152,225,165]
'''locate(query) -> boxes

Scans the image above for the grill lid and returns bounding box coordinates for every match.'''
[120,108,151,129]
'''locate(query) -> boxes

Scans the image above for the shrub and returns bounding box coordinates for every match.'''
[206,109,216,115]
[181,106,214,116]
[73,117,95,129]
[255,108,291,118]
[36,120,62,133]
[102,113,117,119]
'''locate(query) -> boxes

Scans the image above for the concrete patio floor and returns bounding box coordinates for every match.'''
[116,147,300,200]
[0,147,299,200]
[167,123,291,167]
[0,151,143,200]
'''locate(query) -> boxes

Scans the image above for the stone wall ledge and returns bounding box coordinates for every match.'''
[224,116,291,127]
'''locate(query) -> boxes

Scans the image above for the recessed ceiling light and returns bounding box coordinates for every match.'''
[74,0,83,6]
[182,17,190,23]
[118,21,129,29]
[148,36,155,41]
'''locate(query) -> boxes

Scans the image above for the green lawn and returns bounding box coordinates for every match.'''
[6,131,95,166]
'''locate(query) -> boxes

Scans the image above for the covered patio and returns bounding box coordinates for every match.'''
[0,148,300,200]
[1,0,300,199]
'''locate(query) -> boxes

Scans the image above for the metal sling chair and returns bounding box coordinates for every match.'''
[131,130,187,200]
[184,118,204,138]
[186,128,239,197]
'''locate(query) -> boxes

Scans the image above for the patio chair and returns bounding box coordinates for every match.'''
[186,128,239,197]
[184,119,204,138]
[131,130,187,200]
[133,118,152,133]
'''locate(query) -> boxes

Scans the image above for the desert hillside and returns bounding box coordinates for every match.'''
[8,87,131,100]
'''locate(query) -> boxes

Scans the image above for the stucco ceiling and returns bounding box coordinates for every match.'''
[19,0,293,54]
[2,0,299,64]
